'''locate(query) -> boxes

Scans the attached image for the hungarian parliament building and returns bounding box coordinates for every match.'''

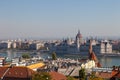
[48,30,112,55]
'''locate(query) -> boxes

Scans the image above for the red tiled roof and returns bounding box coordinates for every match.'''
[96,72,112,78]
[96,70,118,79]
[90,52,97,61]
[97,62,102,67]
[49,71,67,80]
[0,66,34,79]
[115,72,120,78]
[111,70,118,77]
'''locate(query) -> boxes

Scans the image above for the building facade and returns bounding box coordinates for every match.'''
[48,31,113,54]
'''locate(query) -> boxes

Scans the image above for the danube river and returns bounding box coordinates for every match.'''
[0,50,120,67]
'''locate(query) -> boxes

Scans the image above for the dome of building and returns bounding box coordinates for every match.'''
[76,30,82,38]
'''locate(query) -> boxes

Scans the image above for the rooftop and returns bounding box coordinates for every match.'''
[0,66,34,80]
[49,71,67,80]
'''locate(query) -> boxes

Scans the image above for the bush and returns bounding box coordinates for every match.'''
[32,72,52,80]
[79,68,86,80]
[52,52,57,60]
[22,53,30,59]
[67,76,76,80]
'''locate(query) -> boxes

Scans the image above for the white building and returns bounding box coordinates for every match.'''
[80,40,112,54]
[12,42,17,49]
[81,60,95,69]
[29,42,44,50]
[7,41,12,49]
[93,41,112,54]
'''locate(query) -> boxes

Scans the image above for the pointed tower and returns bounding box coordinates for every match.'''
[89,40,97,61]
[89,40,93,55]
[76,30,83,51]
[88,40,102,67]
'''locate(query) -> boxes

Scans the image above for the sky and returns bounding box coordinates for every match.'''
[0,0,120,39]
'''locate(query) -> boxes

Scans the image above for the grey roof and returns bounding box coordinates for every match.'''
[70,67,81,77]
[64,67,74,76]
[58,68,67,75]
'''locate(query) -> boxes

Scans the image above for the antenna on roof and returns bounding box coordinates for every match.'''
[0,64,12,80]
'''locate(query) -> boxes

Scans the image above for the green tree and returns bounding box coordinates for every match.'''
[89,77,104,80]
[32,72,52,80]
[79,68,86,80]
[52,52,57,60]
[22,53,30,59]
[88,72,104,80]
[90,72,96,78]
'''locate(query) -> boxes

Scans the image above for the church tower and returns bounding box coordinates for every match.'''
[88,40,102,67]
[75,30,83,51]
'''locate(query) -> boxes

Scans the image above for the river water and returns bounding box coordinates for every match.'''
[0,50,120,67]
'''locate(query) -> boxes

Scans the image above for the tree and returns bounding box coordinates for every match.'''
[89,77,104,80]
[32,72,52,80]
[89,72,96,79]
[88,72,104,80]
[22,53,30,59]
[52,52,57,60]
[79,68,86,80]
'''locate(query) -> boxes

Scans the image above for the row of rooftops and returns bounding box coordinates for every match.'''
[1,56,120,80]
[1,65,120,80]
[0,66,67,80]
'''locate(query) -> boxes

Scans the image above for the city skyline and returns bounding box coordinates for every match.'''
[0,0,120,39]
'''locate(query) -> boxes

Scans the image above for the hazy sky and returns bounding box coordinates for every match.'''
[0,0,120,39]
